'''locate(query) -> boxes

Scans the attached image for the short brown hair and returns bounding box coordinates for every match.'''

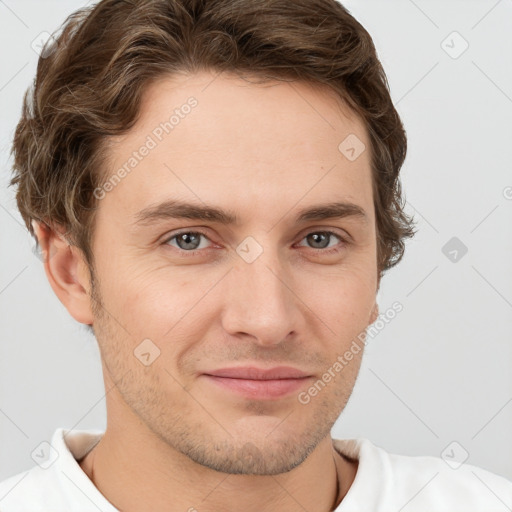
[10,0,416,284]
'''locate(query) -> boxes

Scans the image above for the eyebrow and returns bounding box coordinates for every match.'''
[133,199,369,226]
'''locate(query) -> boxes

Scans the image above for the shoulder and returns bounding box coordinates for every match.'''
[333,438,512,511]
[0,428,107,512]
[386,449,512,508]
[0,466,62,511]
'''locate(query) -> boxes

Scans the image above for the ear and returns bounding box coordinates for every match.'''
[369,302,379,325]
[32,220,94,325]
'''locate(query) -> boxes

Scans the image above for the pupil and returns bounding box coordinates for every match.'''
[310,232,329,248]
[179,233,200,250]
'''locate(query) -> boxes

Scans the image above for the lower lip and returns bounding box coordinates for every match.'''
[203,375,312,400]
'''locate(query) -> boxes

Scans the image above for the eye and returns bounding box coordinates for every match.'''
[163,230,212,253]
[296,231,346,254]
[162,229,348,256]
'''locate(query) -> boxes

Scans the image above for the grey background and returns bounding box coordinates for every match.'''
[0,0,511,485]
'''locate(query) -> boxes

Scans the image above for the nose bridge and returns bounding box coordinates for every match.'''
[221,239,298,344]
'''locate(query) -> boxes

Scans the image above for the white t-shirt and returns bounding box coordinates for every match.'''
[0,428,511,511]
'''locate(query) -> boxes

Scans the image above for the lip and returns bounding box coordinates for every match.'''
[204,366,310,380]
[202,366,313,400]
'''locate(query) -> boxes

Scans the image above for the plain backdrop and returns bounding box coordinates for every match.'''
[0,0,511,484]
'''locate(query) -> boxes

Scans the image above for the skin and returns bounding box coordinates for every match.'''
[33,70,380,512]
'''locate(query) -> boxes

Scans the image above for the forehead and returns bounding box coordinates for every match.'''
[98,71,373,226]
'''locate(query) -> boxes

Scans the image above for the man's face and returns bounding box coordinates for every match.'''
[88,71,378,475]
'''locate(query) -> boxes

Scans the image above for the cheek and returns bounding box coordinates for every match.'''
[111,266,215,346]
[119,274,182,327]
[302,264,376,322]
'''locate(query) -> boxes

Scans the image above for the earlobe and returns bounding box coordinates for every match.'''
[369,303,379,324]
[32,220,94,325]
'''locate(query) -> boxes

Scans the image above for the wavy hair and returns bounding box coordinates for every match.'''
[9,0,417,284]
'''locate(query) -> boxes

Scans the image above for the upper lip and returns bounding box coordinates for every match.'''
[204,366,311,380]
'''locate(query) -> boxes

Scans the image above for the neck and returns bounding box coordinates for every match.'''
[79,428,356,512]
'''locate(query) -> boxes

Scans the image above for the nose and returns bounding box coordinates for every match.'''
[220,245,302,347]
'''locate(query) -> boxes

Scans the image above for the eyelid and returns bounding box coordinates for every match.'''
[296,225,352,243]
[161,228,215,249]
[161,227,351,254]
[294,230,349,254]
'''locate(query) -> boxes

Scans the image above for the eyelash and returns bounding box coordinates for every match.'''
[162,229,348,257]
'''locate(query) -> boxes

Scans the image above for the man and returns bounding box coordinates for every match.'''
[1,0,511,510]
